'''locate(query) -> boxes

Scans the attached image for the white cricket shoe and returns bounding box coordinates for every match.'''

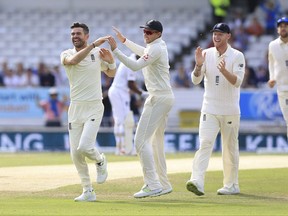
[186,180,205,196]
[217,185,240,195]
[150,187,173,197]
[74,189,96,202]
[134,185,162,198]
[96,153,108,184]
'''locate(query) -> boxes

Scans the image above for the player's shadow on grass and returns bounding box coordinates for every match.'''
[238,193,287,202]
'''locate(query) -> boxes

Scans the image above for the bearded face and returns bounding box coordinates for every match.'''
[71,27,88,49]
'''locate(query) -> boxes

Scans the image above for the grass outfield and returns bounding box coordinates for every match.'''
[0,153,288,216]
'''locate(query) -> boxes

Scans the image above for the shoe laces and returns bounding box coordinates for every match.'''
[97,162,105,173]
[141,185,151,192]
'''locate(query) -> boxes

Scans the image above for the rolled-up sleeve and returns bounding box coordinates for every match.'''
[191,67,204,85]
[233,52,245,88]
[113,44,161,71]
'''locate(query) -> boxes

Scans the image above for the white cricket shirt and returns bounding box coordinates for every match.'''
[191,45,245,115]
[60,47,108,102]
[268,37,288,91]
[113,37,173,95]
[110,53,137,92]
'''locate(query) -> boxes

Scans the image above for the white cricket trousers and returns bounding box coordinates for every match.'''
[108,86,130,125]
[191,113,240,191]
[134,93,174,190]
[68,100,104,191]
[277,91,288,139]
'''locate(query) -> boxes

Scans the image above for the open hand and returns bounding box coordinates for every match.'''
[107,36,117,51]
[112,26,126,43]
[99,48,114,63]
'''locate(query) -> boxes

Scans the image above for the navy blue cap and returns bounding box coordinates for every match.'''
[211,23,231,34]
[140,20,163,33]
[277,17,288,26]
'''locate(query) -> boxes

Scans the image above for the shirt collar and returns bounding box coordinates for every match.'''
[147,37,162,46]
[215,44,231,57]
[278,37,288,45]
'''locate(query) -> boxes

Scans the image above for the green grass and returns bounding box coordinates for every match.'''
[0,151,267,167]
[0,152,197,167]
[0,153,288,215]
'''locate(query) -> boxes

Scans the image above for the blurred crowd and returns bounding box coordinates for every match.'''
[0,0,287,126]
[171,0,287,89]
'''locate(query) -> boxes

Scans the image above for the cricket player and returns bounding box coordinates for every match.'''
[107,20,175,198]
[186,23,245,196]
[108,53,147,156]
[268,17,288,139]
[60,22,116,202]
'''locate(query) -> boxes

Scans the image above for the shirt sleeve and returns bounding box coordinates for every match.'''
[101,61,109,71]
[268,42,275,80]
[60,50,70,65]
[232,52,245,88]
[113,44,161,71]
[124,39,145,57]
[191,65,205,85]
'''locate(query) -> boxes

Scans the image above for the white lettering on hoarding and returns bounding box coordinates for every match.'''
[246,135,288,151]
[179,134,193,151]
[0,133,43,152]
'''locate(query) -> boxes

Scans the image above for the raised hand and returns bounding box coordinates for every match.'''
[195,46,205,66]
[92,36,110,47]
[107,36,117,51]
[99,48,114,64]
[112,26,126,43]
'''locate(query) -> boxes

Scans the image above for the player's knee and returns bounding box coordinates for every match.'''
[199,139,214,149]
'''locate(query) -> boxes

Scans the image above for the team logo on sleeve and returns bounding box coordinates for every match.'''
[91,54,95,62]
[238,63,244,70]
[142,54,149,61]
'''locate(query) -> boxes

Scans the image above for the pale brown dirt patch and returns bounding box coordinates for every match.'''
[0,155,287,192]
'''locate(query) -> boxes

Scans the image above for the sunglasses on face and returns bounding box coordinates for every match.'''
[143,29,157,35]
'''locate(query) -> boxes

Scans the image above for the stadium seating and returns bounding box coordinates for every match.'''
[0,3,211,69]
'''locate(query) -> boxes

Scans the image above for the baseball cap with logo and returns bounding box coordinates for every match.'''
[277,17,288,26]
[49,87,58,95]
[140,20,163,33]
[210,23,231,34]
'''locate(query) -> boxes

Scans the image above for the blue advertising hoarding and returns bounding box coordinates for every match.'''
[0,131,287,153]
[240,90,282,120]
[0,88,283,122]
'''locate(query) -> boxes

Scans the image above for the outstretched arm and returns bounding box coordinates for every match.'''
[63,36,109,65]
[100,48,116,77]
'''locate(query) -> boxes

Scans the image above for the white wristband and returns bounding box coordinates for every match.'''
[108,62,116,70]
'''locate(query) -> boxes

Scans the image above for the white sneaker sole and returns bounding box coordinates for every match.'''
[217,190,240,195]
[186,181,204,196]
[134,188,162,198]
[150,188,173,197]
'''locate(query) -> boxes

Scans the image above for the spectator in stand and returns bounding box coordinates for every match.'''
[210,0,230,24]
[255,65,269,88]
[0,61,8,86]
[244,15,265,37]
[247,0,261,13]
[228,7,246,31]
[14,62,26,87]
[231,25,249,52]
[0,74,3,86]
[37,87,68,127]
[3,68,17,87]
[52,65,68,87]
[23,67,40,87]
[241,63,258,89]
[172,64,191,88]
[257,0,281,35]
[38,62,56,87]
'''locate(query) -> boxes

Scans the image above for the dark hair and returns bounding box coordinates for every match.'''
[70,22,89,34]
